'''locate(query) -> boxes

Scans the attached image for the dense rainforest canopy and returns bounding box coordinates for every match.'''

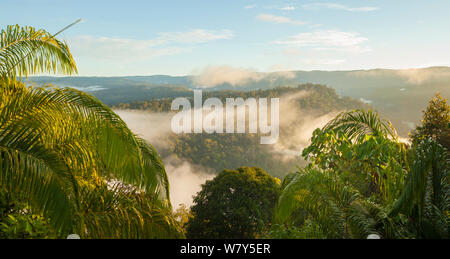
[186,167,280,239]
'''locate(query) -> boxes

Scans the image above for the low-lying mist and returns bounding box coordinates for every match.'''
[115,91,337,209]
[115,110,215,209]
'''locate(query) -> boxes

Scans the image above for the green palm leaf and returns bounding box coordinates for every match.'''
[323,109,398,143]
[0,24,179,238]
[0,25,77,78]
[274,169,395,238]
[1,81,175,236]
[390,138,449,238]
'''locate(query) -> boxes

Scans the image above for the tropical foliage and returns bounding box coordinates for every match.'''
[302,110,407,204]
[390,138,449,238]
[411,93,450,150]
[273,169,400,238]
[0,24,182,238]
[272,108,449,239]
[0,25,77,78]
[186,167,280,239]
[1,23,448,239]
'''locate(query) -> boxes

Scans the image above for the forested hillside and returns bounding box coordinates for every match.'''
[114,83,367,112]
[27,67,450,136]
[115,84,370,177]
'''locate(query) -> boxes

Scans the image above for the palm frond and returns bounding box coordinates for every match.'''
[0,25,77,78]
[323,110,398,143]
[1,81,176,236]
[390,139,449,228]
[78,184,183,239]
[274,169,393,238]
[0,146,73,233]
[0,24,180,238]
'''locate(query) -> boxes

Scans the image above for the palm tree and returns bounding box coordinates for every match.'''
[0,24,77,78]
[390,138,449,238]
[303,110,407,204]
[0,25,179,238]
[275,109,448,239]
[273,169,397,238]
[322,109,398,143]
[325,111,449,238]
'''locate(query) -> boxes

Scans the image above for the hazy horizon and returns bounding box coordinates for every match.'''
[25,65,450,78]
[3,0,450,76]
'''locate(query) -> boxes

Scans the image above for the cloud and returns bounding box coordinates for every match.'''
[359,98,373,104]
[69,29,233,62]
[192,65,296,87]
[114,110,174,149]
[268,67,296,78]
[256,14,307,25]
[164,156,215,209]
[244,4,257,9]
[396,68,450,84]
[303,3,379,12]
[157,29,234,44]
[282,48,302,56]
[313,46,372,53]
[350,67,450,84]
[302,59,347,65]
[192,66,263,87]
[279,6,296,11]
[273,30,370,53]
[274,30,367,47]
[70,35,189,62]
[114,93,346,207]
[271,90,339,160]
[116,110,216,210]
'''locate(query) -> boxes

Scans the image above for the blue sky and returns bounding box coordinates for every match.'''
[2,0,450,76]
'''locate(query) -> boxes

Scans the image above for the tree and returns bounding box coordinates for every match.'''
[186,167,280,239]
[275,109,448,239]
[0,25,180,238]
[173,204,194,236]
[0,25,77,78]
[321,109,398,142]
[390,138,449,239]
[273,110,407,238]
[302,110,407,204]
[411,93,450,150]
[273,169,398,239]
